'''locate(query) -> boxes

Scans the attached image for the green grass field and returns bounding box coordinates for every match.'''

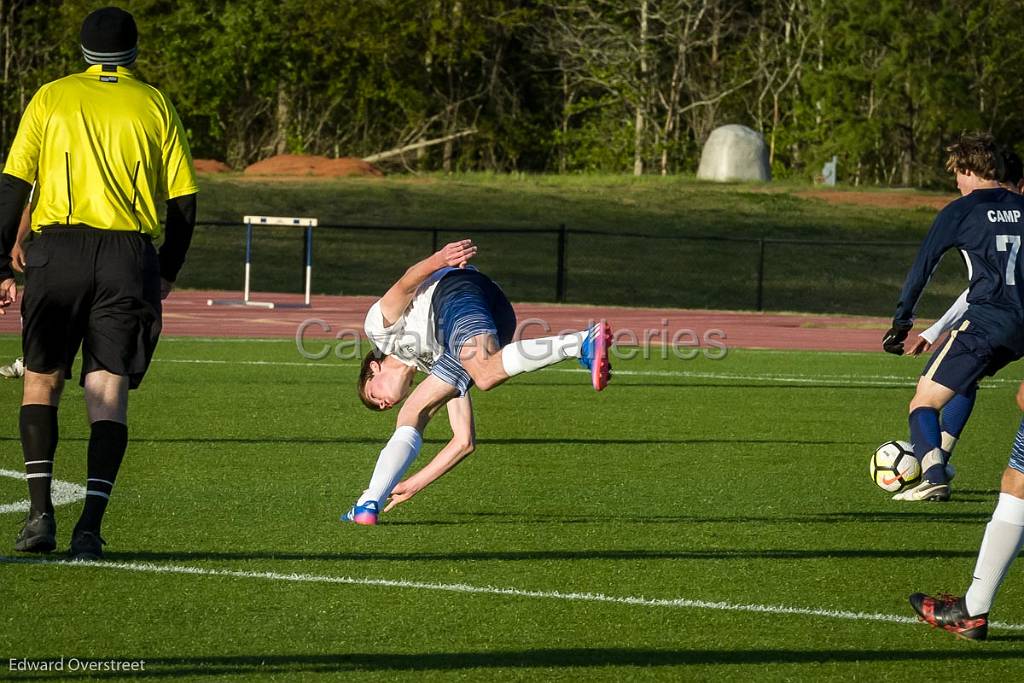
[171,175,967,316]
[3,334,1024,679]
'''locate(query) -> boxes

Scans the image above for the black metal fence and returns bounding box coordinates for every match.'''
[181,220,965,318]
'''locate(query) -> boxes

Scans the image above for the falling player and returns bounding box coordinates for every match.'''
[340,239,611,524]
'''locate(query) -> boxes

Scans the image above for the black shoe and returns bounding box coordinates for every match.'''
[69,528,106,560]
[909,593,988,641]
[14,512,56,553]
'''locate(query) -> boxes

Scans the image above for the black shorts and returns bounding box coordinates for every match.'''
[21,227,162,389]
[921,320,1021,394]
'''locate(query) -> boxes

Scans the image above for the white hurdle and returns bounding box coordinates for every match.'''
[207,215,318,309]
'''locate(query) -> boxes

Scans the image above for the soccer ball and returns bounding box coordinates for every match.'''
[870,440,921,493]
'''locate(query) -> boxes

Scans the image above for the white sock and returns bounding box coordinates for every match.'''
[500,330,588,377]
[965,492,1024,616]
[357,426,423,507]
[941,431,958,455]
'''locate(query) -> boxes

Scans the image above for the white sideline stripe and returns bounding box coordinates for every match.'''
[0,469,87,515]
[156,358,336,368]
[1,556,1022,632]
[152,358,1022,389]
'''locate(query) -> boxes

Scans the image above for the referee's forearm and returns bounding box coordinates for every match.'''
[159,193,197,282]
[0,173,32,280]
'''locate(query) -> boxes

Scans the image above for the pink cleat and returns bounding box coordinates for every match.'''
[340,501,379,525]
[580,321,612,391]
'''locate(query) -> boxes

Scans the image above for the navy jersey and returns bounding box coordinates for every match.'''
[895,188,1024,351]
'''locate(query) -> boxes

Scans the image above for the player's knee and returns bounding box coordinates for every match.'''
[908,394,945,412]
[474,374,499,391]
[23,371,64,405]
[83,371,129,422]
[1003,466,1024,498]
[465,356,506,391]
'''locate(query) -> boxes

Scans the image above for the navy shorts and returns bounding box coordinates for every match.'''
[922,321,1021,394]
[430,270,516,395]
[21,227,162,390]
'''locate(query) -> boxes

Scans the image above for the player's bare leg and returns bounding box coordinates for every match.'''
[22,368,63,406]
[84,370,129,423]
[457,333,507,390]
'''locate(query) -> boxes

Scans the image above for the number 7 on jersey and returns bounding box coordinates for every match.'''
[996,235,1021,286]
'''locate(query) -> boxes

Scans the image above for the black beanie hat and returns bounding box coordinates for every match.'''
[80,7,138,66]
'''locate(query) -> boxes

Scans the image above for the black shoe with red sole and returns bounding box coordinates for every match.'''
[909,593,988,641]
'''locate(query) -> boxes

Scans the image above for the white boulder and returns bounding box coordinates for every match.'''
[697,124,771,182]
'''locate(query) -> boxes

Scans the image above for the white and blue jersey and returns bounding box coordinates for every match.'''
[896,188,1024,354]
[364,268,516,396]
[364,267,459,374]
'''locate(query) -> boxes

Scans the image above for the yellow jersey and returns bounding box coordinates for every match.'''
[3,65,198,239]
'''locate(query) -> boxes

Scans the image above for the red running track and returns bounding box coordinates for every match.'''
[0,289,890,352]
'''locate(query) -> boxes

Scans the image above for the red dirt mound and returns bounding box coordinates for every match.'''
[244,154,384,178]
[193,159,233,174]
[795,189,954,211]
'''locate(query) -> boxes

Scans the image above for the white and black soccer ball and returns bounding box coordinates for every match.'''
[870,440,921,493]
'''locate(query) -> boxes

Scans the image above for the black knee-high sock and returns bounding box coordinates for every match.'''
[76,421,128,534]
[20,405,59,516]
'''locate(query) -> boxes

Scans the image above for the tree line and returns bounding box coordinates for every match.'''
[2,0,1023,187]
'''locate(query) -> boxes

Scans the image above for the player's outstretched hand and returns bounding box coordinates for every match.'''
[0,278,17,315]
[383,480,423,513]
[907,335,933,356]
[882,321,913,355]
[435,239,477,269]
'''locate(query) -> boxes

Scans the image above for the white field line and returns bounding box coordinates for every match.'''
[0,469,86,515]
[1,555,1022,632]
[152,338,902,358]
[151,358,1021,389]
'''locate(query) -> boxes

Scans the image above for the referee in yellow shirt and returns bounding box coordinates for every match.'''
[0,7,198,559]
